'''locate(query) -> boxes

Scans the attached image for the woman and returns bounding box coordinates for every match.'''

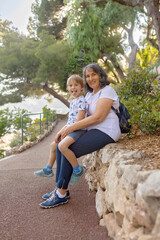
[40,63,121,208]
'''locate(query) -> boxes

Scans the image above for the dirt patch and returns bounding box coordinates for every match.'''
[118,132,160,170]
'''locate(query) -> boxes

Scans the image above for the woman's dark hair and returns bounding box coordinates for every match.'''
[83,63,110,92]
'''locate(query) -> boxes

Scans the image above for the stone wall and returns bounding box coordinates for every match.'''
[83,144,160,240]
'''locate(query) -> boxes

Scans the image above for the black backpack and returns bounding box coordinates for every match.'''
[112,102,131,133]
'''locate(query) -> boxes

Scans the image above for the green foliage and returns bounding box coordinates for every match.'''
[42,106,56,119]
[12,108,32,130]
[0,107,31,138]
[137,43,159,68]
[0,20,71,105]
[62,52,92,89]
[22,106,57,144]
[64,0,137,81]
[0,108,12,137]
[29,135,37,142]
[29,0,66,39]
[9,137,21,148]
[0,149,5,159]
[117,68,160,134]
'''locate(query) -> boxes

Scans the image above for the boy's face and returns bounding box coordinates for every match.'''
[67,79,83,98]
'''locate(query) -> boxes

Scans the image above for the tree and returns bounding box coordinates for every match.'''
[0,22,70,107]
[28,0,66,39]
[64,0,145,81]
[81,0,160,52]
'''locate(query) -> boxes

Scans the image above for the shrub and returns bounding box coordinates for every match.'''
[0,149,5,159]
[117,68,160,134]
[29,135,37,142]
[10,138,21,148]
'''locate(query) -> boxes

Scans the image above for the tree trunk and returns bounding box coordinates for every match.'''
[42,85,70,108]
[145,0,160,51]
[123,24,138,70]
[26,81,70,108]
[105,53,125,81]
[99,50,125,82]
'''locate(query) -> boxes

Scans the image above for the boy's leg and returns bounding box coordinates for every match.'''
[58,136,85,179]
[58,136,78,167]
[34,141,57,177]
[47,141,57,167]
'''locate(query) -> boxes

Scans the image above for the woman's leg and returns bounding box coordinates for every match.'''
[40,129,115,208]
[56,129,115,191]
[70,129,115,158]
[56,145,73,189]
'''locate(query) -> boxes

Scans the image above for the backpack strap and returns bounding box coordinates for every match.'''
[111,106,120,118]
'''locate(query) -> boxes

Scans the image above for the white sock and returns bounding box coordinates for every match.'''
[56,189,66,198]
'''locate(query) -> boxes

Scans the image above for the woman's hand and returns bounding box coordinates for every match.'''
[61,125,74,139]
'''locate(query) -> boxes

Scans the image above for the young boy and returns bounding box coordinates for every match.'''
[34,74,88,183]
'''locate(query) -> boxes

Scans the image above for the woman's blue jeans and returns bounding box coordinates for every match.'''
[56,129,115,189]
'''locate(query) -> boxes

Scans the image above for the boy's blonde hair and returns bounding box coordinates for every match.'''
[67,74,84,88]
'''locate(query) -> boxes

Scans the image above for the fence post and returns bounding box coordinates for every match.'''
[46,112,48,130]
[21,114,24,145]
[40,113,42,134]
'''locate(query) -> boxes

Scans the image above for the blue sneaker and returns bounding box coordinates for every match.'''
[40,192,68,208]
[42,189,70,200]
[70,166,86,185]
[34,168,53,178]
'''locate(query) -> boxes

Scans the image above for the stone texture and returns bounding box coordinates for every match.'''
[84,143,160,240]
[96,186,106,218]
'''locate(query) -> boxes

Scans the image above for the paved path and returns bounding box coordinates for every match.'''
[0,120,111,240]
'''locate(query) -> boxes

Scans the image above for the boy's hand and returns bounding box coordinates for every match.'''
[54,126,68,143]
[61,125,73,139]
[54,131,62,143]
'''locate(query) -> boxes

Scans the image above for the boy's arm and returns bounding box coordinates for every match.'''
[76,110,86,122]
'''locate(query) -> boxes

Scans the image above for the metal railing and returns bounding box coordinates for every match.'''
[21,111,57,145]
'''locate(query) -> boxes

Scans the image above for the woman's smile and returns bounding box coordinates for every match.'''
[85,69,101,93]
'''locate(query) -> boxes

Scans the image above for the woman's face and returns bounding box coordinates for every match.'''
[85,68,100,92]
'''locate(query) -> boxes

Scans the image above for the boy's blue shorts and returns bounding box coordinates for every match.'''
[68,130,87,141]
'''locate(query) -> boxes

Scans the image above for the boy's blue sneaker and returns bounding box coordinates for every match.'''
[42,189,70,200]
[70,166,86,185]
[34,168,53,178]
[40,192,68,208]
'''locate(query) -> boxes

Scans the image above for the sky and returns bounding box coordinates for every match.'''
[0,0,35,35]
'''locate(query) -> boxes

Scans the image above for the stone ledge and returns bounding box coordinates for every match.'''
[83,143,160,240]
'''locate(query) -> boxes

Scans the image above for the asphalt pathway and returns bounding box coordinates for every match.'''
[0,119,111,240]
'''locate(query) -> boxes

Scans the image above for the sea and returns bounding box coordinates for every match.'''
[0,94,69,115]
[0,94,69,150]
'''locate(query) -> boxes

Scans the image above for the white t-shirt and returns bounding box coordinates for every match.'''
[85,85,121,141]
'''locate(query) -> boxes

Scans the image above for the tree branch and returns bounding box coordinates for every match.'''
[17,81,70,108]
[81,0,143,8]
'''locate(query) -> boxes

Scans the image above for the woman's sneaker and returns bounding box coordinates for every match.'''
[34,168,53,177]
[40,192,68,208]
[70,166,86,185]
[42,189,70,200]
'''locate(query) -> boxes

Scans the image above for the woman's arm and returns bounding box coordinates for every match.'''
[55,109,85,142]
[61,98,113,139]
